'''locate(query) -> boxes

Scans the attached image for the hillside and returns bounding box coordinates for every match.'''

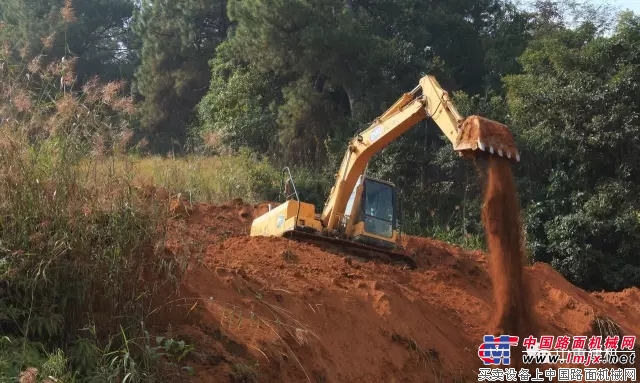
[147,198,640,382]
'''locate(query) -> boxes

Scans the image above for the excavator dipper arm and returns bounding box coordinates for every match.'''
[319,75,520,232]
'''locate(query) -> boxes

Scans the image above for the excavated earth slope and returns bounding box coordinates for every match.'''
[149,199,640,383]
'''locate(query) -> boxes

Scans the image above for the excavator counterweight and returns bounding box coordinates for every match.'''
[250,74,519,269]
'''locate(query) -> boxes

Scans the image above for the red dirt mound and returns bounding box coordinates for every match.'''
[149,199,639,383]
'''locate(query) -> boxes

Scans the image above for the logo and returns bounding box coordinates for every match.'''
[478,335,520,365]
[275,214,285,228]
[520,335,637,366]
[370,125,383,142]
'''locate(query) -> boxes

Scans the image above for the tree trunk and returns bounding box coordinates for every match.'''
[313,73,326,93]
[344,0,353,11]
[343,85,361,119]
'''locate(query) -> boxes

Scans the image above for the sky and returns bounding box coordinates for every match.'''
[604,0,640,13]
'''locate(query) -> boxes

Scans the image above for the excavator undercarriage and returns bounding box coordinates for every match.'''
[283,230,418,270]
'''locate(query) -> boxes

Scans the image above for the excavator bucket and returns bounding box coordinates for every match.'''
[454,115,520,162]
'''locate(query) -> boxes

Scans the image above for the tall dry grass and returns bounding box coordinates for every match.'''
[0,4,193,381]
[97,149,282,205]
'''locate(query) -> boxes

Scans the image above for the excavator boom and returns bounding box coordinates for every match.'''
[320,75,519,233]
[250,74,519,270]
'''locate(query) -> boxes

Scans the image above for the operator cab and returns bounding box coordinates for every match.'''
[345,176,399,250]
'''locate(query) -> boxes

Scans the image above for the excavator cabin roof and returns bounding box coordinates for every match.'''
[361,176,397,188]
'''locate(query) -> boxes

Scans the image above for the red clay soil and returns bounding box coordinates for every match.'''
[481,156,537,371]
[149,197,640,383]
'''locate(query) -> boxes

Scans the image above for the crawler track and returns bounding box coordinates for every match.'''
[283,230,418,270]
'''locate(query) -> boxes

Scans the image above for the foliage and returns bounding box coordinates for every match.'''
[503,10,640,290]
[0,0,137,84]
[196,53,280,155]
[0,12,194,381]
[120,150,333,207]
[126,148,282,204]
[132,0,229,150]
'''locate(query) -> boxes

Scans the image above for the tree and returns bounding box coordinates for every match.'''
[132,0,229,151]
[0,0,136,83]
[503,11,640,291]
[196,0,525,167]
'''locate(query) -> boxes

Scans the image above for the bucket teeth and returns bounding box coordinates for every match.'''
[475,143,520,162]
[460,115,519,162]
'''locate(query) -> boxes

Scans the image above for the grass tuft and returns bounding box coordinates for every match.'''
[590,316,622,339]
[231,362,259,383]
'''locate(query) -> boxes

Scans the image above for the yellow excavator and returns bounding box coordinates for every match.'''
[250,75,519,269]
